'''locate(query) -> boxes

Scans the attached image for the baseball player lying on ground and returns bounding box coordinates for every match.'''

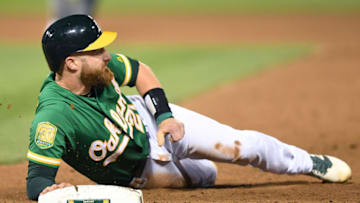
[26,14,352,200]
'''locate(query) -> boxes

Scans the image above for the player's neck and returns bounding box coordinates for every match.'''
[55,73,91,96]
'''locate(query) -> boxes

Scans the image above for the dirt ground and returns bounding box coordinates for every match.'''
[0,14,360,202]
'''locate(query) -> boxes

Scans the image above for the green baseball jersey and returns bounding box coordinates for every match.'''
[27,53,149,186]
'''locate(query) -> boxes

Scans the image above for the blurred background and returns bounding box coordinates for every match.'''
[0,0,359,164]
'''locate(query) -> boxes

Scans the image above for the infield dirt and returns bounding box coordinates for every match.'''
[0,14,359,202]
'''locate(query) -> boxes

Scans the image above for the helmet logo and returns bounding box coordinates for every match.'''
[46,30,54,38]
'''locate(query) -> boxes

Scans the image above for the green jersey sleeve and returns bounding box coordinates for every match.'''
[107,53,140,87]
[27,104,74,168]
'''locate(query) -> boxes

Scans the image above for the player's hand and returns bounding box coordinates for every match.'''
[156,118,185,146]
[40,182,73,195]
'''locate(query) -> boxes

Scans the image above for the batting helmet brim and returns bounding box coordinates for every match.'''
[81,31,117,52]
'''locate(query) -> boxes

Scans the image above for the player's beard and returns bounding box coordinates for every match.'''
[80,60,114,89]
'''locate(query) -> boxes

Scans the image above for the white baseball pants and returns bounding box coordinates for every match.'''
[129,96,313,188]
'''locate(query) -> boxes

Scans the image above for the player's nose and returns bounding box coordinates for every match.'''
[103,49,111,62]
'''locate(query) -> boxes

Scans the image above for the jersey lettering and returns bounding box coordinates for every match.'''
[128,104,145,133]
[111,108,129,133]
[105,118,121,152]
[88,80,145,165]
[111,79,121,95]
[89,140,107,161]
[103,136,130,166]
[116,96,127,115]
[89,118,123,165]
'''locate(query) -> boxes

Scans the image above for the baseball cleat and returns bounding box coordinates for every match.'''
[309,154,352,183]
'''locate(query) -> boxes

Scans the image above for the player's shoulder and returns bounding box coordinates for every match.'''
[37,75,81,112]
[109,53,131,61]
[30,102,75,142]
[37,88,74,111]
[108,53,138,68]
[33,102,72,126]
[37,75,68,104]
[35,92,75,126]
[108,53,129,68]
[107,53,140,86]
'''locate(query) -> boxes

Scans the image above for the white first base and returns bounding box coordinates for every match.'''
[38,185,144,203]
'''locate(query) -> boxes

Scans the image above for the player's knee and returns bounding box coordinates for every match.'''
[143,160,187,188]
[201,160,217,187]
[238,130,270,163]
[180,159,217,187]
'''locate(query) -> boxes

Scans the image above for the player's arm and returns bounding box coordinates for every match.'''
[26,161,57,200]
[26,106,74,200]
[135,62,185,146]
[108,53,184,145]
[135,62,161,95]
[26,161,71,200]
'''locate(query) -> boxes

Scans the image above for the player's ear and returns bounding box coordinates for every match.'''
[64,55,81,72]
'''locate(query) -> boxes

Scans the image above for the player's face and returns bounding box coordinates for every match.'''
[79,48,114,88]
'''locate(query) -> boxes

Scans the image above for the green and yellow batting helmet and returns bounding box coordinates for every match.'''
[42,14,117,73]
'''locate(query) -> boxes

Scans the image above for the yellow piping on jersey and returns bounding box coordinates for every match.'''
[27,150,61,167]
[116,54,132,87]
